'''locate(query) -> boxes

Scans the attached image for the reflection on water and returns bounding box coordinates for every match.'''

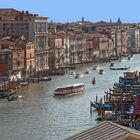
[0,55,140,140]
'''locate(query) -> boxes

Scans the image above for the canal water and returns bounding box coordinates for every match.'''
[0,54,140,140]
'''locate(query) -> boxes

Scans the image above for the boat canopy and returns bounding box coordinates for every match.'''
[55,83,84,90]
[124,71,139,78]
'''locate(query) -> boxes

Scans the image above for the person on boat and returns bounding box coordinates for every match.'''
[92,77,96,85]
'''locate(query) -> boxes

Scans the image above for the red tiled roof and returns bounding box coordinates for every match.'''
[65,121,140,140]
[0,8,21,15]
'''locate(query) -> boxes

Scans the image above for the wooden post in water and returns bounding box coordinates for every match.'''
[96,95,98,103]
[104,95,105,103]
[98,97,102,119]
[4,79,6,95]
[8,79,10,96]
[0,80,1,92]
[90,101,92,113]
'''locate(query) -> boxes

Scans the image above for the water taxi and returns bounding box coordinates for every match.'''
[39,77,51,81]
[69,71,76,75]
[85,70,90,74]
[20,81,29,87]
[110,62,114,67]
[119,58,122,62]
[98,69,103,74]
[67,64,76,69]
[93,65,98,70]
[74,73,83,78]
[7,94,22,101]
[54,83,85,96]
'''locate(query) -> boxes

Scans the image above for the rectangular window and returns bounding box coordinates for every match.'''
[0,54,6,62]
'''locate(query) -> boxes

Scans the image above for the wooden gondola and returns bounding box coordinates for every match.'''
[92,77,96,85]
[110,67,130,70]
[90,101,113,110]
[67,64,76,69]
[109,88,124,93]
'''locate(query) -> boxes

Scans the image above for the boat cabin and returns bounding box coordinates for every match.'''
[110,62,114,67]
[98,69,103,74]
[124,71,139,78]
[54,83,85,96]
[93,65,98,70]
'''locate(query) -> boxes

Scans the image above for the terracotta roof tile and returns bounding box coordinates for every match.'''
[65,121,140,140]
[0,8,20,15]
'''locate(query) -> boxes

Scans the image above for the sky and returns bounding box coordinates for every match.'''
[1,0,140,23]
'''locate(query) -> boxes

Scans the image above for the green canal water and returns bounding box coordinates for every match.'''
[0,54,140,140]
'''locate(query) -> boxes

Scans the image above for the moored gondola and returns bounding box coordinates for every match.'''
[110,66,130,70]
